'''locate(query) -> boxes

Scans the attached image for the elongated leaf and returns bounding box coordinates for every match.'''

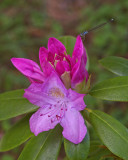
[89,110,128,160]
[87,148,111,160]
[0,89,38,120]
[64,125,90,160]
[58,36,89,70]
[0,114,33,151]
[99,56,128,76]
[89,76,128,101]
[87,141,111,160]
[18,125,62,160]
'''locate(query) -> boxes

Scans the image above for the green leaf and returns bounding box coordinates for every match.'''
[58,36,76,56]
[0,114,33,151]
[87,141,111,160]
[89,76,128,101]
[87,149,111,160]
[89,110,128,160]
[0,89,38,120]
[64,126,90,160]
[99,56,128,76]
[1,155,14,160]
[18,125,62,160]
[58,36,89,70]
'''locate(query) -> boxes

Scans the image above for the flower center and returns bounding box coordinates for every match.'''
[40,87,68,124]
[49,87,64,98]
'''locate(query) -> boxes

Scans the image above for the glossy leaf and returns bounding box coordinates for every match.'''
[0,89,38,120]
[89,110,128,160]
[18,125,62,160]
[58,36,89,70]
[89,76,128,101]
[64,124,90,160]
[99,56,128,76]
[0,114,33,151]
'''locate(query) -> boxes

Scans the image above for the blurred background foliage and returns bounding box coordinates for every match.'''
[0,0,128,159]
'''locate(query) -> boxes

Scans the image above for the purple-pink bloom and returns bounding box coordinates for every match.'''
[11,36,88,88]
[24,72,87,144]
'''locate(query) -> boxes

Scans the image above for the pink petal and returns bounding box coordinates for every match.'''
[48,37,66,56]
[24,72,68,107]
[56,60,70,76]
[60,108,87,144]
[71,35,88,88]
[68,89,86,111]
[39,47,48,67]
[71,60,89,88]
[39,47,55,77]
[41,72,68,97]
[67,55,75,68]
[72,35,87,65]
[11,58,45,83]
[48,51,55,64]
[29,107,60,136]
[24,83,56,107]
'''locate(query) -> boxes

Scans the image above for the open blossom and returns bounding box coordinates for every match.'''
[24,72,87,144]
[11,36,88,143]
[11,35,88,89]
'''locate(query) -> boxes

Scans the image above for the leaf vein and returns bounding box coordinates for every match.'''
[92,112,128,144]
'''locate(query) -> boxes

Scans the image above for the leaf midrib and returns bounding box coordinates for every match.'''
[90,84,128,93]
[101,60,128,69]
[91,111,128,144]
[34,131,52,160]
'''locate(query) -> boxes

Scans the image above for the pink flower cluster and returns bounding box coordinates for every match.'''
[11,36,88,144]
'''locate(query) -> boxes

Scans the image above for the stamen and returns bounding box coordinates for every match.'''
[40,114,43,116]
[56,115,61,120]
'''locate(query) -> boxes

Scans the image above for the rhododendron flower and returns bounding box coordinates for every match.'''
[24,72,87,144]
[11,36,88,89]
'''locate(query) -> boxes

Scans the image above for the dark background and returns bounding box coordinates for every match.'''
[0,0,128,159]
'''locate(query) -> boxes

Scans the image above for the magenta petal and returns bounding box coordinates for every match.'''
[60,108,87,144]
[48,37,66,55]
[39,47,48,67]
[30,107,59,136]
[68,89,86,111]
[39,47,55,77]
[71,60,89,88]
[71,36,88,88]
[11,58,45,82]
[56,60,70,76]
[72,35,87,64]
[67,55,75,68]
